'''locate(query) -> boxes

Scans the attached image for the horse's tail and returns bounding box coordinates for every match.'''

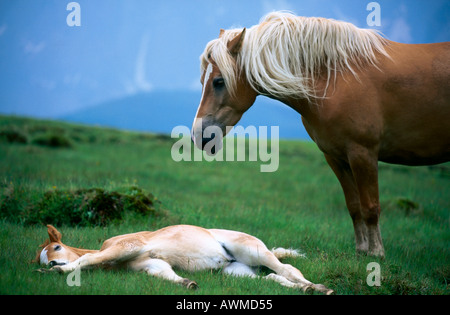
[271,247,306,260]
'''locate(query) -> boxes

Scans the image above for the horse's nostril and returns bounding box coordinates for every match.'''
[201,130,218,148]
[202,136,217,154]
[49,261,66,267]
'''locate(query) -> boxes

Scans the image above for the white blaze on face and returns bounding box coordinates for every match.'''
[192,63,213,146]
[40,248,49,265]
[202,63,213,100]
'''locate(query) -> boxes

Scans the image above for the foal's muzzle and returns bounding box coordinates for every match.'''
[49,260,67,267]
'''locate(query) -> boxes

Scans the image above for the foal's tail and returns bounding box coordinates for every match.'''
[271,248,306,260]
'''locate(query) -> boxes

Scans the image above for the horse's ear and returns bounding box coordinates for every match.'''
[227,28,246,56]
[219,29,225,38]
[47,224,62,243]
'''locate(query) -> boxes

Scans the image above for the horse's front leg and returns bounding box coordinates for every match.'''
[129,257,198,289]
[347,147,385,257]
[51,246,141,273]
[324,154,369,254]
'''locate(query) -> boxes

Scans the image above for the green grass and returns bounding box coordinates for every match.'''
[0,115,448,295]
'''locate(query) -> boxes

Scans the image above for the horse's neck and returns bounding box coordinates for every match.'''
[265,92,310,117]
[67,245,99,256]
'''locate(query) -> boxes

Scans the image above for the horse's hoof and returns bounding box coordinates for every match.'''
[302,285,313,294]
[187,281,198,290]
[314,283,334,295]
[182,279,198,290]
[51,265,64,273]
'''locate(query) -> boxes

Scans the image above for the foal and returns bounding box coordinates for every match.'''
[36,224,333,294]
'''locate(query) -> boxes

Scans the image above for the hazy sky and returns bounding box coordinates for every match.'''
[0,0,449,118]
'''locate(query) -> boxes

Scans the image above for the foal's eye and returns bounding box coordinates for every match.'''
[54,245,61,251]
[213,78,225,89]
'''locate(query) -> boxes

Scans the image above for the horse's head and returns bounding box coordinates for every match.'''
[192,28,258,154]
[35,225,81,267]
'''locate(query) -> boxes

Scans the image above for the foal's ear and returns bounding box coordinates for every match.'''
[47,224,62,243]
[227,28,246,56]
[219,29,225,38]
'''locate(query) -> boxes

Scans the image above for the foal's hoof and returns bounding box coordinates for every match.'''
[34,267,63,274]
[182,279,199,290]
[302,285,314,294]
[50,265,65,273]
[313,284,334,295]
[187,281,198,290]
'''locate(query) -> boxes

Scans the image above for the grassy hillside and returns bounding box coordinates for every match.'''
[0,115,448,295]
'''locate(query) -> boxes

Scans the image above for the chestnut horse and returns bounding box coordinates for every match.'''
[192,12,450,257]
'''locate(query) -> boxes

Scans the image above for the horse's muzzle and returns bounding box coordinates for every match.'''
[49,260,67,267]
[191,128,222,155]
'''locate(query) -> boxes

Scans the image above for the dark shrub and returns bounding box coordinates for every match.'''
[1,186,160,226]
[32,133,72,148]
[0,129,27,144]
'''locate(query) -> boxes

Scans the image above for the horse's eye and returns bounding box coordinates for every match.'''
[54,245,61,251]
[213,78,225,88]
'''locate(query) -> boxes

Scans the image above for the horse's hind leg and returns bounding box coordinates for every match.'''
[212,230,332,294]
[244,246,333,294]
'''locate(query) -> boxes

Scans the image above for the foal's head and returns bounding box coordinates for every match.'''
[192,28,257,154]
[35,225,81,267]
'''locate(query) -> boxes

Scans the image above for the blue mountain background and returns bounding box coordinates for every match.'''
[61,91,310,139]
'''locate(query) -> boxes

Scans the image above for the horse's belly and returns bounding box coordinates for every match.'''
[379,134,450,166]
[379,151,450,166]
[143,225,234,271]
[155,245,232,271]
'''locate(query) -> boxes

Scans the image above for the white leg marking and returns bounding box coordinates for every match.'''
[223,262,257,277]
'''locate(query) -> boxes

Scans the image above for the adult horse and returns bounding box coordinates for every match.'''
[192,12,450,257]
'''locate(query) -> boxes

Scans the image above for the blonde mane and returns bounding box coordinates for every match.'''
[200,11,389,101]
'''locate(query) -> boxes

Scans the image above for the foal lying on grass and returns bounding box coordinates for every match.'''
[35,224,333,294]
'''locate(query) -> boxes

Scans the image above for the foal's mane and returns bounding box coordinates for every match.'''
[201,11,389,101]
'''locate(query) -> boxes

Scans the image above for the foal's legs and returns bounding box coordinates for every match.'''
[256,250,333,294]
[211,230,333,294]
[50,246,141,273]
[129,257,198,289]
[324,154,369,253]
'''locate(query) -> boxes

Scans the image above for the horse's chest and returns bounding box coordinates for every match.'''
[302,117,347,157]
